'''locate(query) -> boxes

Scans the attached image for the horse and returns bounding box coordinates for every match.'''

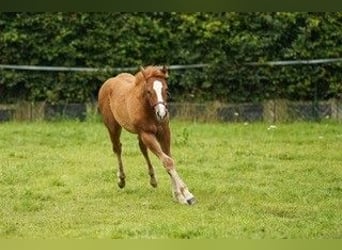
[98,65,195,205]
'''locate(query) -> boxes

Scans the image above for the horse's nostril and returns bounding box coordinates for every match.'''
[156,109,167,121]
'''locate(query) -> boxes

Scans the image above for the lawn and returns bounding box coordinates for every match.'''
[0,120,341,239]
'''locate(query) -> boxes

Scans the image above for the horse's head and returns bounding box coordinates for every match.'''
[140,65,169,122]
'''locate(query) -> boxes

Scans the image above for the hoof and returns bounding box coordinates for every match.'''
[150,182,158,188]
[186,197,196,205]
[118,180,125,189]
[150,179,158,188]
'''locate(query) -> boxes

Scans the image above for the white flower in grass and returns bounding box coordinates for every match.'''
[267,125,277,130]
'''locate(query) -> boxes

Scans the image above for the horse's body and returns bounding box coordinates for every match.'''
[98,66,195,205]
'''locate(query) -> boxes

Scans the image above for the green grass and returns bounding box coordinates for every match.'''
[0,120,341,239]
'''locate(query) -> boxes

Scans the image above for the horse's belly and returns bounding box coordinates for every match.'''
[117,117,137,133]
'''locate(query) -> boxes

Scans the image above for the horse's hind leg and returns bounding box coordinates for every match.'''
[107,124,125,188]
[138,136,158,188]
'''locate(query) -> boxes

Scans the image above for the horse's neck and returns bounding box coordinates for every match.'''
[131,75,145,100]
[130,82,142,97]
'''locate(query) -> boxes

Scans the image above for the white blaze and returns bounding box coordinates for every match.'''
[153,80,167,120]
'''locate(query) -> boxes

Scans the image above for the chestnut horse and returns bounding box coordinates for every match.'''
[98,65,195,205]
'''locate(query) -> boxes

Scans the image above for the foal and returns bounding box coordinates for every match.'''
[98,65,195,205]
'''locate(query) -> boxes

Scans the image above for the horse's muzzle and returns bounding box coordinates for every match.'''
[153,102,168,121]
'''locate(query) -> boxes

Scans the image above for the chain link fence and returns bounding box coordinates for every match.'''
[169,99,342,123]
[0,99,341,122]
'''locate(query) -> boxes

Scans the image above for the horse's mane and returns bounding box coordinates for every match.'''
[135,66,168,85]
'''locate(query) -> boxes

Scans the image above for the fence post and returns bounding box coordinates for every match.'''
[14,101,32,121]
[263,99,289,123]
[330,98,342,121]
[31,102,46,121]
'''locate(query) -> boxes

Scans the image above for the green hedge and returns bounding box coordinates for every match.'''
[0,12,341,103]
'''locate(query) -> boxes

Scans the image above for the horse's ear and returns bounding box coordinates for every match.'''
[161,65,169,79]
[140,66,147,79]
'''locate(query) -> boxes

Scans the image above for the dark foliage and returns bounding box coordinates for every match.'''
[0,12,341,103]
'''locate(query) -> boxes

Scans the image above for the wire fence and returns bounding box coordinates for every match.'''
[0,63,209,72]
[169,99,342,123]
[1,58,342,72]
[0,99,341,122]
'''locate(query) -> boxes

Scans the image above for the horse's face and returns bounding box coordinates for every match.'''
[145,77,169,122]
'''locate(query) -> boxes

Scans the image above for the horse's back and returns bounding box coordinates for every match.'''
[98,73,134,105]
[100,73,134,92]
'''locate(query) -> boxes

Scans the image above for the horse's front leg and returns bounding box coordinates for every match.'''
[140,131,195,205]
[138,136,158,188]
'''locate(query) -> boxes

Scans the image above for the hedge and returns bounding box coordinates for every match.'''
[0,12,341,103]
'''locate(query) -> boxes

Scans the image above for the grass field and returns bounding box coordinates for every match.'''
[0,119,341,239]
